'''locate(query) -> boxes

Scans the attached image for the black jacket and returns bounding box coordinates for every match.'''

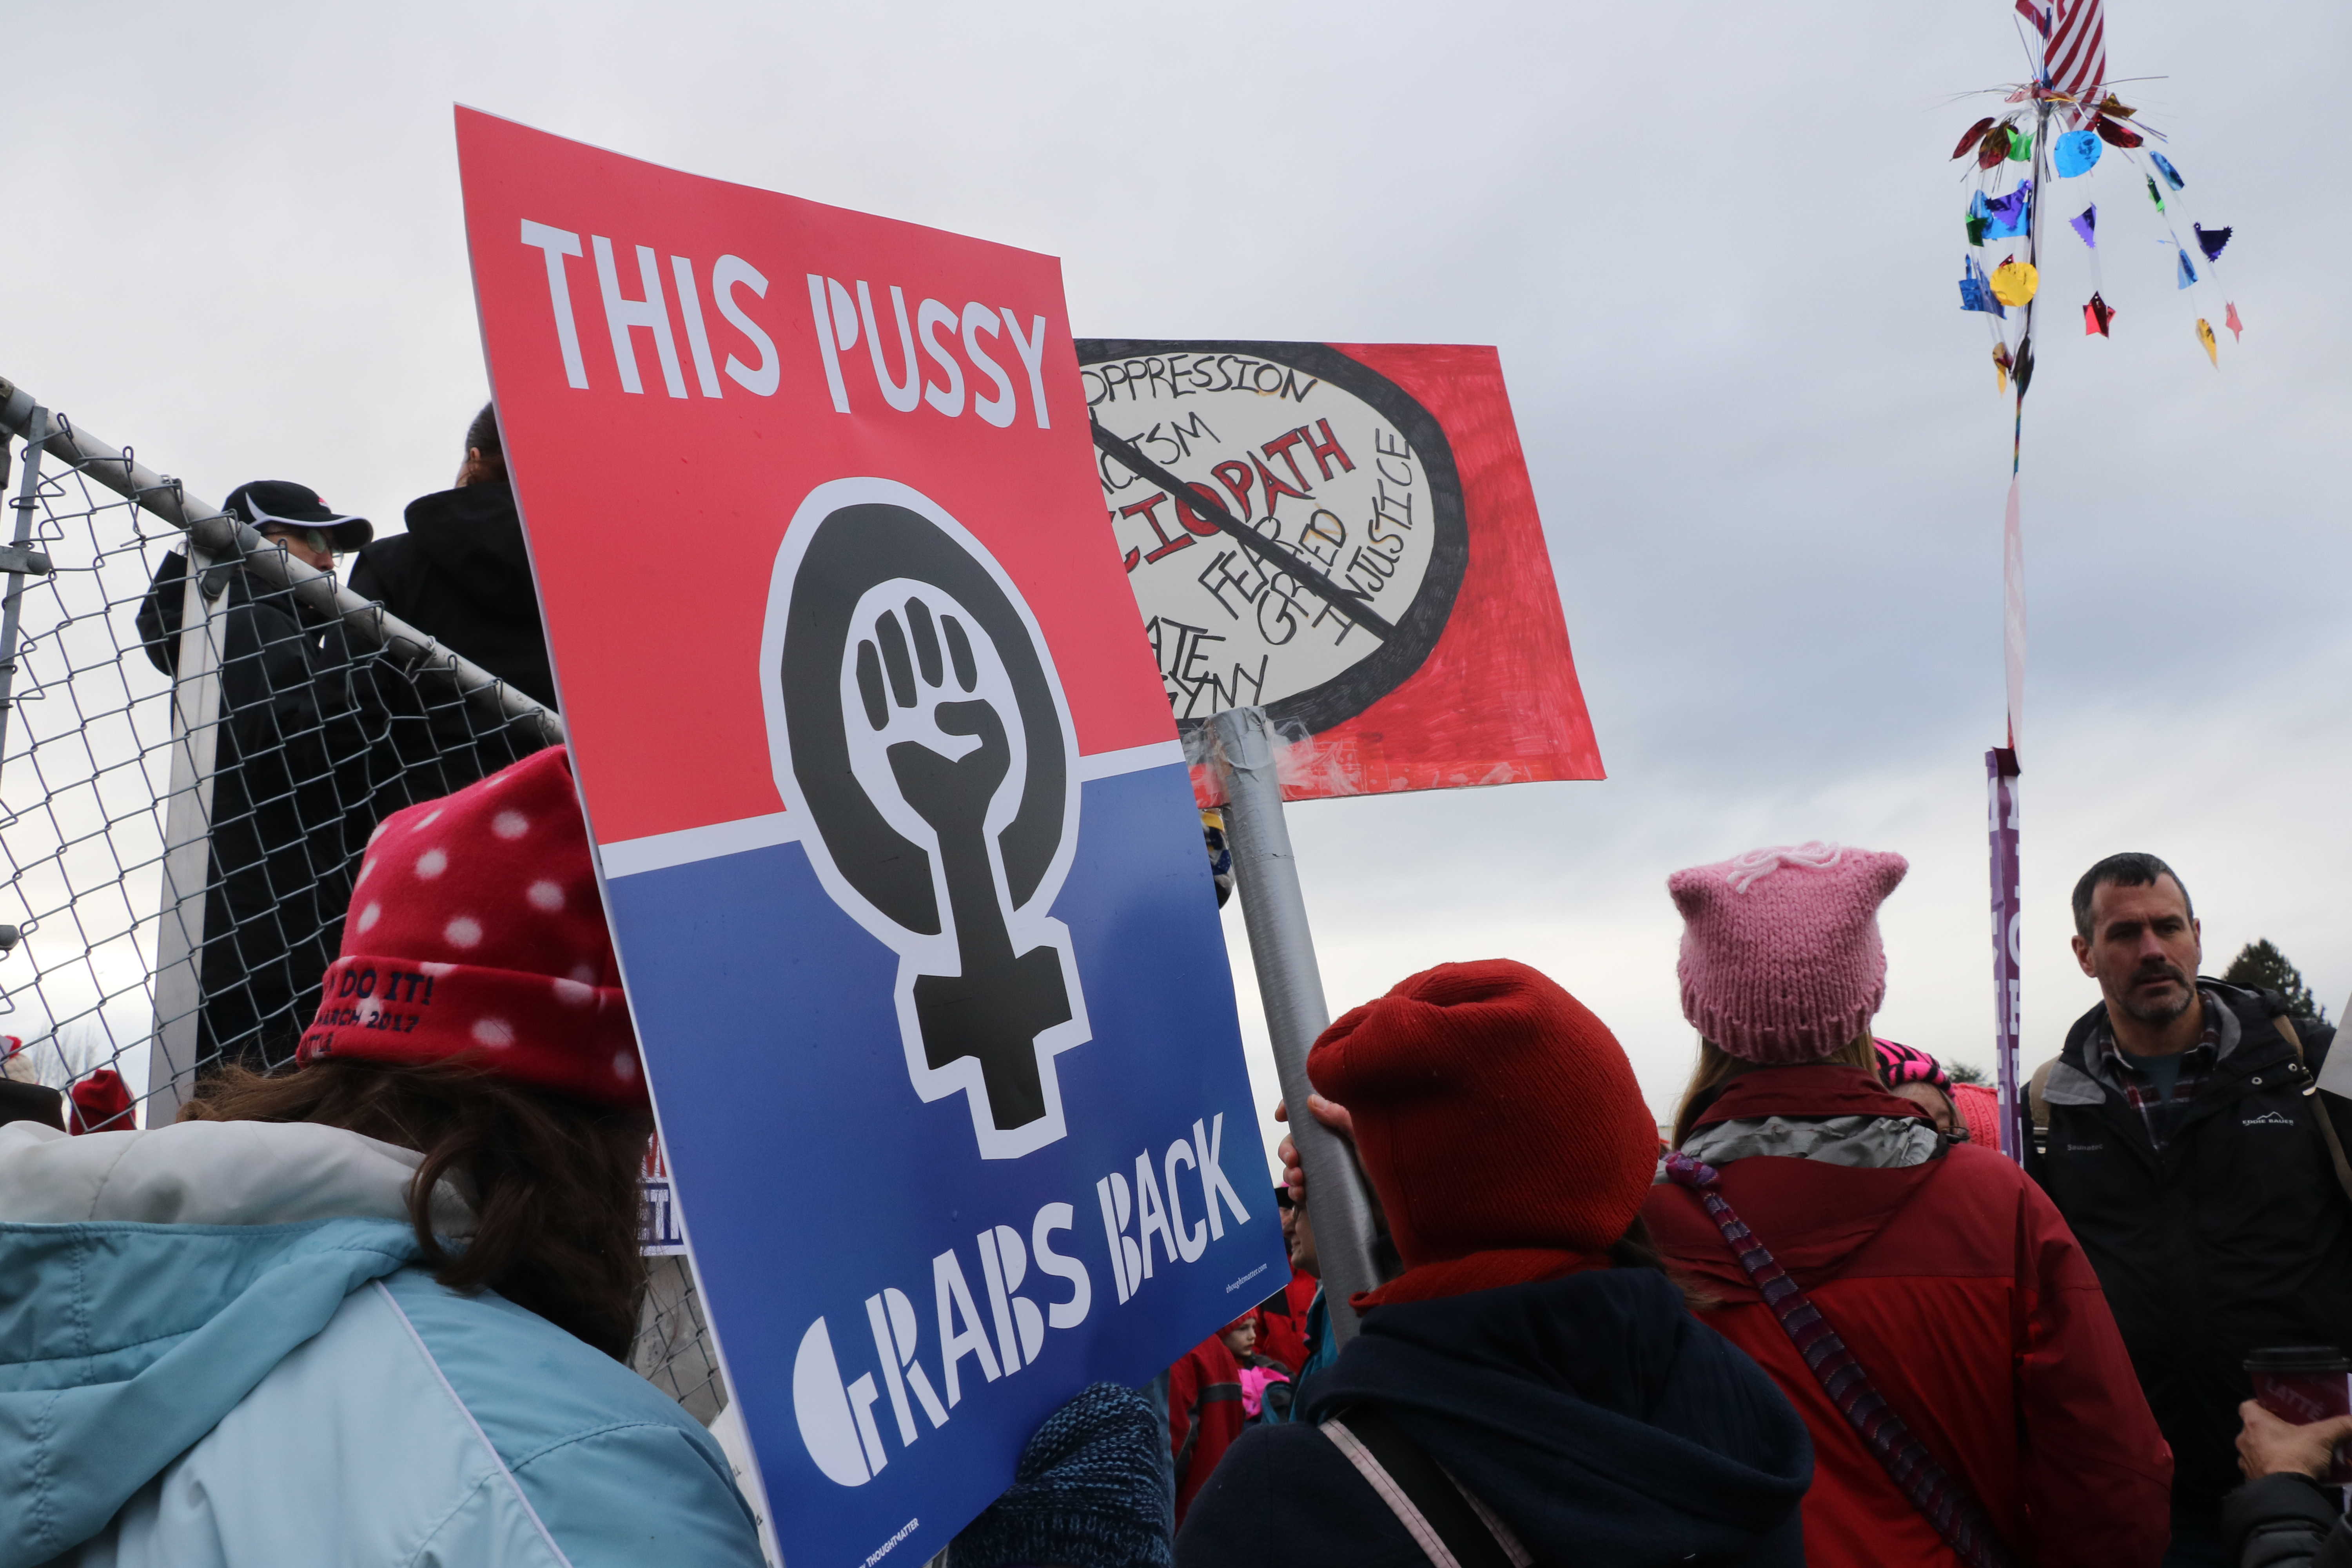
[343,478,555,804]
[346,479,557,710]
[1176,1269,1812,1567]
[2223,1473,2352,1568]
[2029,982,2352,1523]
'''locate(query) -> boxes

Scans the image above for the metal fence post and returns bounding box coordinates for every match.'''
[1209,706,1382,1344]
[146,544,228,1125]
[0,413,54,782]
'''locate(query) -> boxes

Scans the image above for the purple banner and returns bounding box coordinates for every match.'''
[1986,748,2024,1162]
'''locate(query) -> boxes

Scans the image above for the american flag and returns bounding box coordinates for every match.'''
[2043,0,2107,96]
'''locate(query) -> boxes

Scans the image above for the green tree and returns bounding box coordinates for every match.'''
[1945,1060,1989,1086]
[2221,939,2330,1022]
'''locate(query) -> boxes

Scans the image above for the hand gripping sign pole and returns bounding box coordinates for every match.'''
[1091,413,1390,1341]
[1210,706,1383,1343]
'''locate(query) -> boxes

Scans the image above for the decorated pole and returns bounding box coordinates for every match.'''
[1954,1,2245,1162]
[1985,99,2051,1169]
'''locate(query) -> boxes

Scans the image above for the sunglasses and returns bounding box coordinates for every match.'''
[258,524,334,557]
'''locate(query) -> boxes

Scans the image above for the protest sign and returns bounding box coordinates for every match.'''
[1082,339,1602,802]
[640,1134,686,1256]
[457,109,1280,1566]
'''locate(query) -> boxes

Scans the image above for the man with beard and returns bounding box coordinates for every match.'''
[2031,853,2352,1567]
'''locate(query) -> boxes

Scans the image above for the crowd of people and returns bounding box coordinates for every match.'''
[1,402,2346,1566]
[1152,847,2352,1568]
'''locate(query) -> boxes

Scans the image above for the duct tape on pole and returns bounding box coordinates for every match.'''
[1209,705,1383,1343]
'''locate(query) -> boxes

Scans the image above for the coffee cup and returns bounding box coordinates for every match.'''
[2248,1347,2352,1485]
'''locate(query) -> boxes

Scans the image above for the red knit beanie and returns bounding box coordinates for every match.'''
[1952,1082,2003,1146]
[298,745,647,1106]
[1306,960,1657,1287]
[67,1068,135,1134]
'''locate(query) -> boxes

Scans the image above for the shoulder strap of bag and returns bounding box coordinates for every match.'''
[1319,1406,1529,1568]
[1664,1152,2020,1568]
[2271,1016,2352,1209]
[2027,1057,2057,1132]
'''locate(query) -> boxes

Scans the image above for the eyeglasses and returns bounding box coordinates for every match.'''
[258,524,334,557]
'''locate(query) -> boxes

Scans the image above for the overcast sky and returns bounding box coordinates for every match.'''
[8,0,2347,1168]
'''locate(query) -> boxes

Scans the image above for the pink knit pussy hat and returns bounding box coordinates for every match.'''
[1668,842,1909,1064]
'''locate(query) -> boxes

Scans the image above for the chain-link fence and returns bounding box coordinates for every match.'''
[0,372,726,1422]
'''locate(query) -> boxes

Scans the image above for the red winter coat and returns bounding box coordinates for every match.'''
[1255,1270,1318,1375]
[1168,1332,1248,1525]
[1643,1065,2171,1568]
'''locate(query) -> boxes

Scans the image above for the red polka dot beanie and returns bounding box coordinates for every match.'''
[298,746,646,1105]
[1668,842,1909,1064]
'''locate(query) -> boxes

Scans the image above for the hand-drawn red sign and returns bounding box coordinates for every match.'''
[1080,339,1602,802]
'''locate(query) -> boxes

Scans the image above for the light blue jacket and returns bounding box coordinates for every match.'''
[0,1120,766,1567]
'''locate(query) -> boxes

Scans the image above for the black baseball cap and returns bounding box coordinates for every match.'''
[224,480,372,552]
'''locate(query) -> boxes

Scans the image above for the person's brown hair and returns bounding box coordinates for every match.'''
[1668,1032,1881,1149]
[1610,1210,1716,1312]
[182,1057,651,1359]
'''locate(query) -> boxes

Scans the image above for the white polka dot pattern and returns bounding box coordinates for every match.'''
[301,745,644,1105]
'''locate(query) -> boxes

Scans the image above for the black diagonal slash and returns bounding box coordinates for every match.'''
[1089,419,1397,642]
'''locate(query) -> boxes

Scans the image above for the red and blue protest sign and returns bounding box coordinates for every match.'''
[457,109,1279,1565]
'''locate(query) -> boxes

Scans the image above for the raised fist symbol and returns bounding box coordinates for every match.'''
[856,598,1006,841]
[855,593,1069,1131]
[771,489,1091,1158]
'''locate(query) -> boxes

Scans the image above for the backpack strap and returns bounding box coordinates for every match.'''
[1320,1406,1529,1568]
[1664,1152,2020,1568]
[2027,1057,2057,1133]
[2270,1017,2352,1209]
